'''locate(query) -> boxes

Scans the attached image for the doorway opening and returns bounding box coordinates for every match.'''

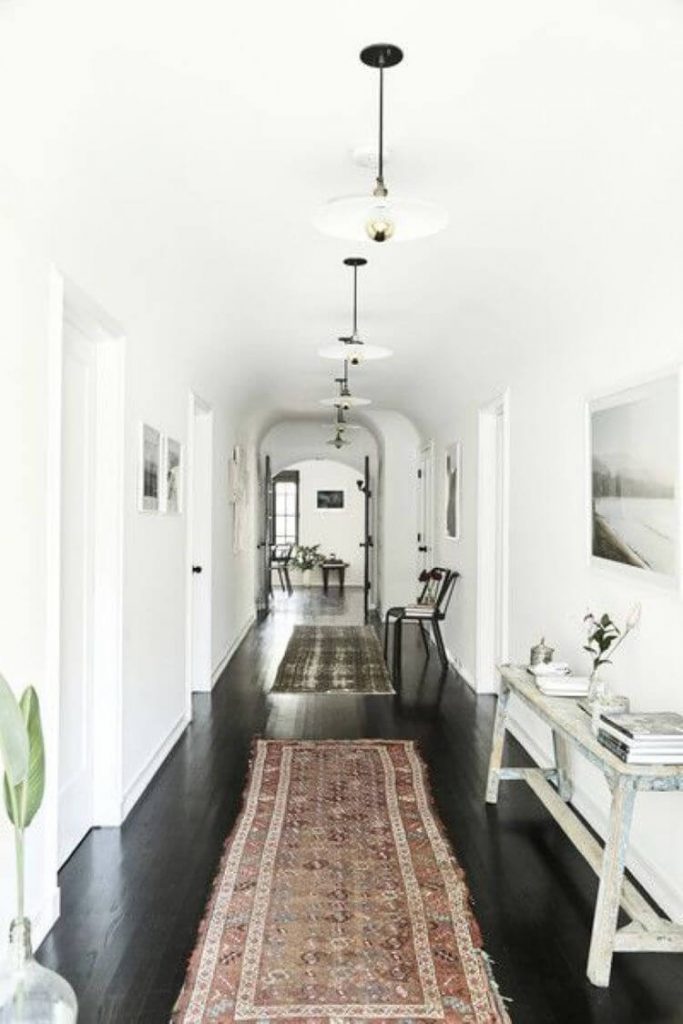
[52,276,125,866]
[261,457,376,623]
[185,394,214,703]
[476,390,510,693]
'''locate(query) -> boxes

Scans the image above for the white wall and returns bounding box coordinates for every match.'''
[0,209,256,949]
[430,309,683,921]
[285,460,364,586]
[0,213,59,945]
[367,410,421,613]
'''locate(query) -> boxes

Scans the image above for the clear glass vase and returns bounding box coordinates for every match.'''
[587,670,630,735]
[587,669,607,735]
[0,918,77,1023]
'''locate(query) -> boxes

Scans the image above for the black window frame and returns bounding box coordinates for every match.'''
[272,470,300,547]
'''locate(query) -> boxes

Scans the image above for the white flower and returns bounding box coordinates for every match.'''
[625,603,642,631]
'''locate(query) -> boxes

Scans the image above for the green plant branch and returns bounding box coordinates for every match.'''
[7,782,24,922]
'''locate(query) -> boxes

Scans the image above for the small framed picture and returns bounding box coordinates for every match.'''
[163,437,183,514]
[445,442,461,540]
[139,424,161,512]
[317,489,344,509]
[588,369,681,589]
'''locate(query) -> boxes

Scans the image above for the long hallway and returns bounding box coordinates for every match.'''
[38,591,683,1024]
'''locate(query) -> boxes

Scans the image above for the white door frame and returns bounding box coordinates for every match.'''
[46,269,125,874]
[417,440,435,573]
[185,392,214,707]
[475,390,510,693]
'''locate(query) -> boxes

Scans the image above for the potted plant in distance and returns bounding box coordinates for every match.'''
[0,674,78,1022]
[292,544,326,587]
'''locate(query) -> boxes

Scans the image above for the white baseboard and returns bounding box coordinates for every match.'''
[507,712,683,922]
[211,612,256,684]
[121,711,189,820]
[445,647,477,691]
[425,634,478,692]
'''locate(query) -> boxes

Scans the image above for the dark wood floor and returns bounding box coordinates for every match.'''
[40,589,683,1023]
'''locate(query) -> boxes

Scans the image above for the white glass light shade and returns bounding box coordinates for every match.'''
[314,193,448,242]
[319,394,371,408]
[327,433,351,448]
[318,340,393,363]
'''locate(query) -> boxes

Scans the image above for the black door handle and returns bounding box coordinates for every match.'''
[418,545,428,552]
[192,565,203,574]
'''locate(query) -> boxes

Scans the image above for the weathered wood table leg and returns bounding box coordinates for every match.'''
[586,776,637,986]
[485,680,511,804]
[552,731,574,802]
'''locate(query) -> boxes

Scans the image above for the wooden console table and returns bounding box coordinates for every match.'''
[321,561,349,594]
[486,664,683,986]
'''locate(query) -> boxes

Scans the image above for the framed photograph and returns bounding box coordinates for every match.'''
[589,370,681,587]
[445,442,461,540]
[163,437,183,514]
[317,489,344,510]
[139,424,161,512]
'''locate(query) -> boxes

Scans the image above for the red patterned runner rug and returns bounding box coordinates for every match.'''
[172,740,510,1024]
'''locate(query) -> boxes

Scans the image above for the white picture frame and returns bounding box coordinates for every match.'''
[587,367,682,591]
[139,423,161,513]
[445,442,461,540]
[163,436,183,515]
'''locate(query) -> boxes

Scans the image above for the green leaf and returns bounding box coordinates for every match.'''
[0,674,29,789]
[4,687,45,829]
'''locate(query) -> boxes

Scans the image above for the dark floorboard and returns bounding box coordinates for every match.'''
[39,588,683,1023]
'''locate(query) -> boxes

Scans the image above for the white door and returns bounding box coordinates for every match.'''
[188,399,213,693]
[417,444,434,573]
[59,324,96,863]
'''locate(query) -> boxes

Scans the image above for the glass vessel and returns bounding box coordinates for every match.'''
[0,918,77,1023]
[587,670,630,735]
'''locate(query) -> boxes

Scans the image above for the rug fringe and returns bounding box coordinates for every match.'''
[478,948,514,1021]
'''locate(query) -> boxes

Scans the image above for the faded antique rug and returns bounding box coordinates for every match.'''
[271,625,394,695]
[172,740,510,1024]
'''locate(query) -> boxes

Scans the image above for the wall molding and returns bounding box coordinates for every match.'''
[508,712,683,922]
[121,711,189,821]
[211,612,256,685]
[438,637,478,692]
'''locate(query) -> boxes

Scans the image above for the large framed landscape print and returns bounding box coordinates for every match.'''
[589,370,681,588]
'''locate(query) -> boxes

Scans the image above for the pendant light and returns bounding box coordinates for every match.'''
[320,408,361,431]
[314,44,448,243]
[319,366,371,409]
[327,427,352,449]
[319,257,392,364]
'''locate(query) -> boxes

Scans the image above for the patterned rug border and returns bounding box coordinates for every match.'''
[271,626,395,696]
[172,739,512,1024]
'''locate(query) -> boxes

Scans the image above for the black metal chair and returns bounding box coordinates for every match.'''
[384,567,460,674]
[269,545,293,595]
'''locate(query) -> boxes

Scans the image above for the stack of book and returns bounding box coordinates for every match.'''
[527,663,590,698]
[597,711,683,764]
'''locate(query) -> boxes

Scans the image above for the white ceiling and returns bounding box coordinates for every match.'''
[2,0,683,432]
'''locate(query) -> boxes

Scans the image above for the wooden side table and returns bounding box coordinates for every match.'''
[486,665,683,986]
[321,561,349,594]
